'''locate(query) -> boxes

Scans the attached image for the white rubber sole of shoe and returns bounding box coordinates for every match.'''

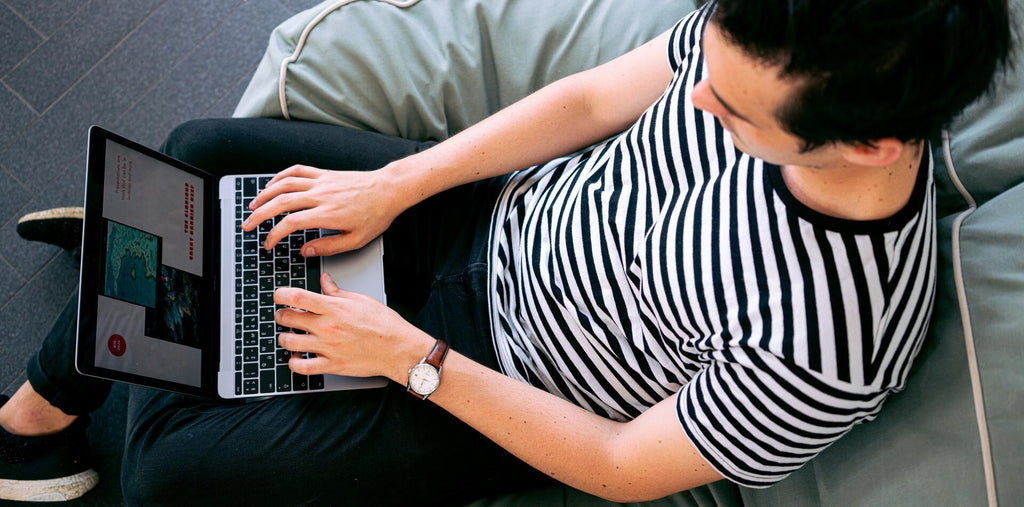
[16,206,85,225]
[0,469,99,502]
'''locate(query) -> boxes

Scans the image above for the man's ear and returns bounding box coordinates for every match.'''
[839,138,905,167]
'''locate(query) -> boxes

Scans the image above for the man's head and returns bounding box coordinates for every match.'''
[692,0,1014,164]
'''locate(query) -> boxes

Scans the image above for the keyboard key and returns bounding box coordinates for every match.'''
[276,365,292,392]
[259,323,275,337]
[293,372,308,391]
[243,255,257,270]
[243,241,258,255]
[275,273,290,287]
[290,264,305,280]
[274,243,289,258]
[243,285,257,300]
[274,258,289,273]
[243,331,258,346]
[260,370,275,393]
[259,277,274,292]
[291,279,305,289]
[235,356,242,371]
[259,307,274,323]
[276,348,291,364]
[259,338,275,354]
[244,379,258,395]
[259,176,271,188]
[244,363,258,379]
[243,178,257,197]
[307,262,321,292]
[259,247,273,262]
[259,262,273,277]
[236,178,242,191]
[310,375,325,390]
[243,270,257,285]
[243,317,258,331]
[259,292,274,307]
[243,300,257,315]
[243,347,258,362]
[234,340,242,356]
[289,249,303,264]
[306,230,320,242]
[235,373,242,396]
[259,354,274,370]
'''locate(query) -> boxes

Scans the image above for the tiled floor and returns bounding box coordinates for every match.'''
[0,0,321,503]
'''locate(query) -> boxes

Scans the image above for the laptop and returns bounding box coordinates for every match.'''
[75,126,388,399]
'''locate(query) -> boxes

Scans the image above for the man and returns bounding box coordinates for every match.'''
[1,0,1012,503]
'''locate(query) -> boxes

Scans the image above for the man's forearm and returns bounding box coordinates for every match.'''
[379,28,675,212]
[380,73,624,209]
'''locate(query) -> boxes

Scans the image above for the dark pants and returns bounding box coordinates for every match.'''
[27,118,552,506]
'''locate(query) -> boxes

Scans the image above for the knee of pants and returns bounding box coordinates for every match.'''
[159,118,231,165]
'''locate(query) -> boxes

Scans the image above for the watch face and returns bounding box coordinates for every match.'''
[408,363,440,396]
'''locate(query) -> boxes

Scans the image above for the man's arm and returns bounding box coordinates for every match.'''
[245,28,675,254]
[275,277,724,503]
[382,27,676,208]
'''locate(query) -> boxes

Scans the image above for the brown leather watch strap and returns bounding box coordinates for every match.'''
[425,339,449,370]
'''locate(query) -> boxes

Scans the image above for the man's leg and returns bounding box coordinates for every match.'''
[119,119,550,505]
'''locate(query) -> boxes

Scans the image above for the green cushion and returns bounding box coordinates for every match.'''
[234,0,695,141]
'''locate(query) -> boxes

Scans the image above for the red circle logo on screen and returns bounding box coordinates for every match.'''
[108,334,126,357]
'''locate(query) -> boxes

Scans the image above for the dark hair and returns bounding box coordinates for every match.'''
[711,0,1015,151]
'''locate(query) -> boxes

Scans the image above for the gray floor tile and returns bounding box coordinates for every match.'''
[0,257,26,311]
[276,0,328,15]
[114,0,291,148]
[0,165,31,227]
[0,0,243,194]
[0,254,78,368]
[2,369,26,397]
[204,67,259,119]
[3,0,162,112]
[0,206,60,279]
[0,84,36,153]
[4,0,86,36]
[0,2,42,77]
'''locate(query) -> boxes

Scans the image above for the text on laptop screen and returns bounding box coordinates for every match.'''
[93,139,205,387]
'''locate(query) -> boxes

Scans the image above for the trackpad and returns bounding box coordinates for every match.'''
[320,235,387,304]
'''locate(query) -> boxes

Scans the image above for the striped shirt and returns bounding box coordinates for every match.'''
[486,4,936,488]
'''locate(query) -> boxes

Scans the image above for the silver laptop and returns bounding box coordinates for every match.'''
[75,126,387,398]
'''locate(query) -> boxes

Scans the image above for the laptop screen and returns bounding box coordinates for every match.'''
[77,128,216,395]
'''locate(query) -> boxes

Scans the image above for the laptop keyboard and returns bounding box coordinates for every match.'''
[233,176,325,396]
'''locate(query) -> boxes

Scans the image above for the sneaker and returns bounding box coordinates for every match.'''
[0,395,99,502]
[15,207,84,260]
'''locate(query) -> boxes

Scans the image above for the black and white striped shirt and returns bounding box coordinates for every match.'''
[487,4,936,487]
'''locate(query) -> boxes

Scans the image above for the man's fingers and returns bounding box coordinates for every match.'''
[300,233,365,257]
[274,287,329,315]
[266,165,322,187]
[287,354,330,376]
[248,176,313,212]
[277,332,322,355]
[263,209,318,250]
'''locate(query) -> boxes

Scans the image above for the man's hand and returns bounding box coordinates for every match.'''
[274,273,433,381]
[243,165,404,256]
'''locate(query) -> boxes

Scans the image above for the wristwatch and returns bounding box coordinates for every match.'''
[406,339,449,400]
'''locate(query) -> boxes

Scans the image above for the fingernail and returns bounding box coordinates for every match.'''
[304,246,315,257]
[242,218,250,228]
[324,273,335,285]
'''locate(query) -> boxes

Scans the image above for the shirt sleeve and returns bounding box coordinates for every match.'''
[676,346,891,488]
[667,4,712,72]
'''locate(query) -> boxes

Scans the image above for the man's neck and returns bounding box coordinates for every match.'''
[780,142,924,222]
